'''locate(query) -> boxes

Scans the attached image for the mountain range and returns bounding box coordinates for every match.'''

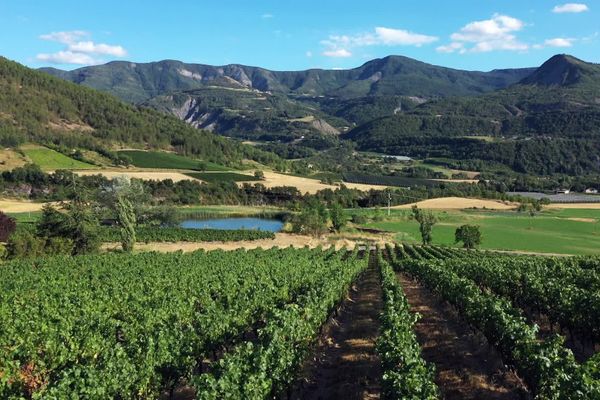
[2,53,600,176]
[40,56,537,142]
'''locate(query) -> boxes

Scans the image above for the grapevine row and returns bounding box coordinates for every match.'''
[393,256,600,398]
[377,250,440,399]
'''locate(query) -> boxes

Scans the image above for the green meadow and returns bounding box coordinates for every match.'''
[365,208,600,255]
[21,146,96,170]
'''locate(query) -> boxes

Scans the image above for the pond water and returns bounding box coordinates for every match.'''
[180,217,284,232]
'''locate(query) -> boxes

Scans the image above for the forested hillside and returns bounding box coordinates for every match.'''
[0,57,279,167]
[344,55,600,175]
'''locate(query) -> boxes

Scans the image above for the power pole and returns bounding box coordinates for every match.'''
[387,191,391,216]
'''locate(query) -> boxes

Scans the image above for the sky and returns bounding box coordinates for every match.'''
[0,0,598,72]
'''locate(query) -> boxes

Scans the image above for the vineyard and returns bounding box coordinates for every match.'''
[16,224,275,243]
[1,245,599,399]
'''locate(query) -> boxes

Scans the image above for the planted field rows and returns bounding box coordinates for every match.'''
[1,244,599,399]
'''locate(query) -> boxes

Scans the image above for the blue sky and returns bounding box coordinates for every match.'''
[1,0,598,71]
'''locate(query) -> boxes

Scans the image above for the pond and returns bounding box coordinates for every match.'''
[180,217,284,232]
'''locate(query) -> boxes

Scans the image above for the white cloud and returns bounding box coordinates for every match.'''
[322,48,352,58]
[545,37,575,47]
[374,27,438,46]
[320,26,437,58]
[437,14,528,53]
[37,30,127,65]
[552,3,589,13]
[39,30,88,44]
[306,51,313,58]
[68,41,127,56]
[436,42,465,54]
[36,51,100,65]
[261,13,274,19]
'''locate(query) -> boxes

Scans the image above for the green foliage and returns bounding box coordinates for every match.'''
[454,225,482,249]
[138,206,178,227]
[0,247,365,398]
[118,150,229,171]
[5,229,46,259]
[20,145,96,170]
[329,203,347,232]
[378,249,439,399]
[253,170,265,180]
[116,196,136,252]
[395,247,600,398]
[0,211,16,242]
[184,172,256,183]
[411,206,437,245]
[0,57,281,168]
[350,213,368,225]
[292,200,329,237]
[36,203,100,255]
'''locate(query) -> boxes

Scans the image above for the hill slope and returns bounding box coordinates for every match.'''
[343,55,600,175]
[0,57,278,166]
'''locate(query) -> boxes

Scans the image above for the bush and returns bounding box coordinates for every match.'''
[0,212,16,242]
[6,230,45,259]
[351,214,368,224]
[45,237,74,255]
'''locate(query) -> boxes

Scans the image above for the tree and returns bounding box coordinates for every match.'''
[0,211,16,242]
[37,204,69,239]
[293,200,329,237]
[116,195,136,252]
[64,201,101,255]
[455,225,482,249]
[254,170,265,180]
[411,205,437,245]
[329,203,347,232]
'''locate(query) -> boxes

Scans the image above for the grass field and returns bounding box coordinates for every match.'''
[184,172,256,183]
[20,145,96,170]
[365,208,600,255]
[118,150,229,171]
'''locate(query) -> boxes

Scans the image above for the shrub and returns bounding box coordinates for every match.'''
[0,212,16,242]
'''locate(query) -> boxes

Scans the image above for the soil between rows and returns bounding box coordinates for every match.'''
[290,252,383,399]
[396,272,530,400]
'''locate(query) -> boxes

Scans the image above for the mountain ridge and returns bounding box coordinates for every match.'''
[40,55,536,103]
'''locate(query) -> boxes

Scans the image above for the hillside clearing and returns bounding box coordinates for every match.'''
[20,145,97,170]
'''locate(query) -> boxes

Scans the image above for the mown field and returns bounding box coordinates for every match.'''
[118,150,229,171]
[184,171,256,183]
[364,208,600,255]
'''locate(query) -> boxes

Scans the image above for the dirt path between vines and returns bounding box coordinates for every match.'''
[396,273,529,400]
[291,252,383,399]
